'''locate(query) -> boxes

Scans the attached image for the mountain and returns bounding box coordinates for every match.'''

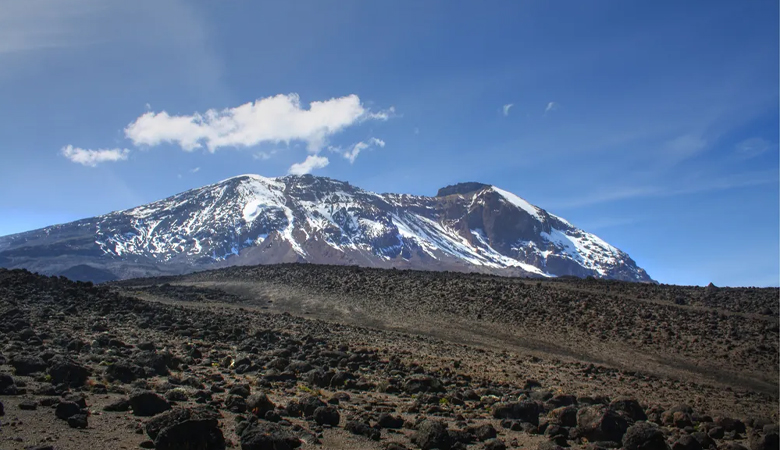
[0,174,653,282]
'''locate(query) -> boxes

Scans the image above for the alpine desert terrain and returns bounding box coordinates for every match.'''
[0,264,777,450]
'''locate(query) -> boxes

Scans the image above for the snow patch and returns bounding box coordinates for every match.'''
[491,186,543,221]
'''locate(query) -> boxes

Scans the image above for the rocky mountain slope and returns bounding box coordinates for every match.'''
[0,174,652,282]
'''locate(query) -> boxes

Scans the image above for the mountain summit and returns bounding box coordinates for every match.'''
[0,174,652,282]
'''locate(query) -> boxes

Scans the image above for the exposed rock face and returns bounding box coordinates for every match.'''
[0,175,652,282]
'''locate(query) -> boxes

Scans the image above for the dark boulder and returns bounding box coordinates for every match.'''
[103,398,131,412]
[240,421,301,450]
[55,401,82,420]
[0,373,17,395]
[224,395,247,413]
[18,399,38,410]
[403,374,444,394]
[296,395,328,417]
[68,414,88,429]
[345,420,381,441]
[377,413,405,429]
[610,398,647,422]
[549,406,578,427]
[716,417,747,434]
[246,392,275,416]
[105,361,146,383]
[313,406,340,426]
[47,356,90,387]
[145,407,225,450]
[749,430,779,450]
[412,420,451,450]
[623,421,668,450]
[690,432,716,449]
[130,390,172,416]
[492,402,541,425]
[10,355,47,375]
[672,435,702,450]
[547,395,577,408]
[228,384,251,399]
[469,423,497,441]
[304,369,334,388]
[576,405,629,443]
[484,439,507,450]
[134,351,171,376]
[447,429,473,446]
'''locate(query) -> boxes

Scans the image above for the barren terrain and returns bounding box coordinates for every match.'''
[0,265,777,450]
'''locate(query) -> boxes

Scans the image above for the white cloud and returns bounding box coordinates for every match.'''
[544,102,558,113]
[60,145,129,167]
[343,137,386,164]
[502,103,514,116]
[190,166,200,173]
[124,93,392,153]
[288,155,329,175]
[735,137,772,158]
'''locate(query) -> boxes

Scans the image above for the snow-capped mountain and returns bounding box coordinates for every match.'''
[0,174,653,282]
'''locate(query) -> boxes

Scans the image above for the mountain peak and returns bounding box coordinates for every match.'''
[436,182,490,197]
[0,174,653,283]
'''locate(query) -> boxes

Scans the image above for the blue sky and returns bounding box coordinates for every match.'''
[0,0,777,286]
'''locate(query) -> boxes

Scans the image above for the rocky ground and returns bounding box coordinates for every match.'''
[0,266,777,450]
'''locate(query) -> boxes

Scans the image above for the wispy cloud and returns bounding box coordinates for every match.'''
[660,134,707,163]
[61,145,129,167]
[288,155,329,175]
[576,216,643,231]
[502,103,514,116]
[549,170,778,209]
[0,0,102,55]
[190,167,200,173]
[544,101,557,114]
[342,138,386,164]
[253,150,278,161]
[735,137,773,159]
[124,93,392,153]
